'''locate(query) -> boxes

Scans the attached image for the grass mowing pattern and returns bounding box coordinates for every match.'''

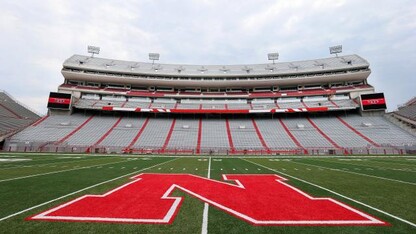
[0,153,415,233]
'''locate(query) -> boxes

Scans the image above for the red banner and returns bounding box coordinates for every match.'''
[48,97,71,105]
[361,98,385,106]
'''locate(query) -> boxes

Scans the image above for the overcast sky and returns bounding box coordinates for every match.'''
[1,0,415,115]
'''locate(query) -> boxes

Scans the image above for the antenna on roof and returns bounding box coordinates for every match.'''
[329,45,342,57]
[268,52,279,64]
[87,45,100,57]
[149,53,160,65]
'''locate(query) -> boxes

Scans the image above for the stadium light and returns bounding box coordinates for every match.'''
[329,45,342,57]
[268,52,279,64]
[149,53,160,65]
[87,46,100,57]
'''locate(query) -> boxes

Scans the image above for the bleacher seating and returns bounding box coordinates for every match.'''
[340,115,416,146]
[254,119,298,148]
[10,115,88,143]
[6,113,415,154]
[0,91,40,140]
[394,100,416,121]
[311,117,371,147]
[228,119,264,150]
[200,119,230,150]
[131,118,173,148]
[97,117,147,147]
[167,118,199,150]
[281,118,334,148]
[71,96,358,113]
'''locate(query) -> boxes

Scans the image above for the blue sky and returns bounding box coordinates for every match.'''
[0,0,415,114]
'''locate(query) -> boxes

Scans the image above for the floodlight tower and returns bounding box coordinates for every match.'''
[268,52,279,64]
[149,53,160,66]
[87,45,100,57]
[329,45,342,57]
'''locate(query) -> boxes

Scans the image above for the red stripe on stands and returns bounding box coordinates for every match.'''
[251,118,270,152]
[121,101,127,108]
[336,116,380,147]
[225,118,235,153]
[278,118,307,153]
[0,103,22,119]
[161,118,176,153]
[56,115,95,144]
[307,117,342,149]
[125,117,150,150]
[91,100,100,107]
[32,115,49,126]
[330,100,339,108]
[196,118,202,154]
[89,116,123,150]
[275,102,280,108]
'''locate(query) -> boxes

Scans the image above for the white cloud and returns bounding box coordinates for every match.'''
[0,0,415,113]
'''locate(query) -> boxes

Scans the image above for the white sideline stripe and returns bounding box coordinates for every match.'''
[0,158,178,222]
[0,159,131,183]
[201,157,211,234]
[290,161,416,186]
[243,159,416,228]
[0,157,110,171]
[315,158,416,173]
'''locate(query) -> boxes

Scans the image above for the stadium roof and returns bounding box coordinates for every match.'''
[63,54,369,78]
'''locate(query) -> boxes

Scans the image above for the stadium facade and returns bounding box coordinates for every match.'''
[3,53,416,155]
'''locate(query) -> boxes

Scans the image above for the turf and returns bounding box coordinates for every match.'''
[0,153,415,233]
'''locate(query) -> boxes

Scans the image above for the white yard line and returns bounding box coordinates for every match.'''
[0,157,108,171]
[290,161,416,186]
[0,158,178,222]
[312,158,416,173]
[0,159,130,183]
[243,158,416,228]
[201,157,211,234]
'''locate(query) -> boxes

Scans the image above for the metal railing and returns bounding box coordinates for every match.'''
[2,141,412,156]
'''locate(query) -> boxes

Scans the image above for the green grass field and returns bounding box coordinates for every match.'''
[0,153,415,233]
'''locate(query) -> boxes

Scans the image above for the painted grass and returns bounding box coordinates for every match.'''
[0,153,415,233]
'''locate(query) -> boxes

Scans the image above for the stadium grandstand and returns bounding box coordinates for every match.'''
[3,53,416,155]
[387,97,416,135]
[0,91,40,146]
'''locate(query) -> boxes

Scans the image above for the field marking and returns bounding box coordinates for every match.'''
[312,158,416,173]
[370,159,416,167]
[0,158,31,162]
[243,159,416,228]
[0,157,110,171]
[0,158,178,222]
[0,159,131,183]
[289,161,416,186]
[201,157,211,234]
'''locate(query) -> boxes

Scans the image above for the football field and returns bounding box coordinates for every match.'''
[0,153,415,233]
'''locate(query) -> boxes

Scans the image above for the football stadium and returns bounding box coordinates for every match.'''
[0,50,415,233]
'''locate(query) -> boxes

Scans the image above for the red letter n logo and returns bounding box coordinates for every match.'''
[28,174,386,226]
